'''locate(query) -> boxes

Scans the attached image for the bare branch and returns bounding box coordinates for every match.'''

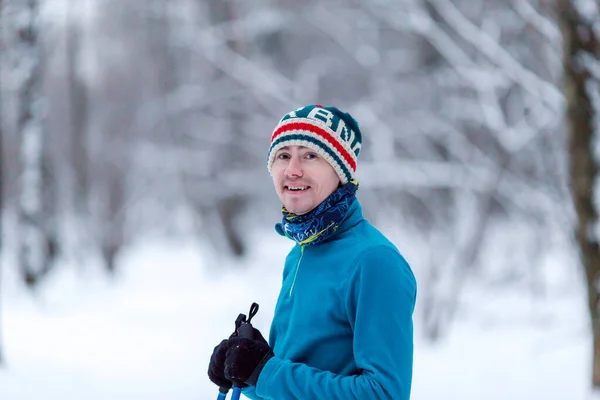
[510,0,562,43]
[180,12,299,109]
[427,0,564,110]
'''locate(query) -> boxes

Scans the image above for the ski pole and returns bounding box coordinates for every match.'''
[229,387,242,400]
[215,303,260,400]
[230,303,258,400]
[216,388,228,400]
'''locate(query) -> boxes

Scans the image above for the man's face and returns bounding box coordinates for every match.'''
[271,145,340,215]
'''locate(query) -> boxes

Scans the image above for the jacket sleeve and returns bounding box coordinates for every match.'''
[253,245,417,400]
[241,386,266,400]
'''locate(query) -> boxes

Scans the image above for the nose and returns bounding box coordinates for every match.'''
[285,155,303,178]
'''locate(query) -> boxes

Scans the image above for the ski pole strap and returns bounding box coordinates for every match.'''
[234,303,260,339]
[247,302,259,322]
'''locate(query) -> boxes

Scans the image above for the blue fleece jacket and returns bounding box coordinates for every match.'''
[243,198,417,400]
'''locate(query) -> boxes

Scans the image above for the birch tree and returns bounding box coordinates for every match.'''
[557,0,600,390]
[14,0,56,287]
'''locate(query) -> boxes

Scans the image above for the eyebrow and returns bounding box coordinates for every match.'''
[278,146,308,151]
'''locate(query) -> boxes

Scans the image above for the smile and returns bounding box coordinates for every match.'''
[285,186,311,192]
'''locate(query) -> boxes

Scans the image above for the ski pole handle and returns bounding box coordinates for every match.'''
[234,303,259,340]
[236,321,255,340]
[229,318,255,398]
[231,303,259,394]
[214,303,260,399]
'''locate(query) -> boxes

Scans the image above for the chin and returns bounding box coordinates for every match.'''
[285,203,312,215]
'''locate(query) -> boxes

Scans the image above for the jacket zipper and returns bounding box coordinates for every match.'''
[289,245,304,297]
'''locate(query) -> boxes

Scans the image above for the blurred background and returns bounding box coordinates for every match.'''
[0,0,598,399]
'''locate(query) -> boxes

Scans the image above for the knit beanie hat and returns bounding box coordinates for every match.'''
[266,104,362,185]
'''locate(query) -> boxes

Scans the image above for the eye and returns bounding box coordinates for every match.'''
[277,153,290,160]
[304,153,318,160]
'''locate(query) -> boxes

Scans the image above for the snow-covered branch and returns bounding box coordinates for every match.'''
[427,0,564,110]
[510,0,561,43]
[181,11,298,109]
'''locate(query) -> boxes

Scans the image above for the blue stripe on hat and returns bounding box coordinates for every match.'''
[268,133,352,183]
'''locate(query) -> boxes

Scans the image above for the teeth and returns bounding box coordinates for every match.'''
[288,186,308,191]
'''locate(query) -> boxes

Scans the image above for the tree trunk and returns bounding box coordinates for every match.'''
[198,0,248,259]
[16,0,54,288]
[100,163,125,274]
[0,0,5,367]
[66,0,90,217]
[557,0,600,388]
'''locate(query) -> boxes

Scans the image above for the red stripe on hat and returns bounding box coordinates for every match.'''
[271,121,356,171]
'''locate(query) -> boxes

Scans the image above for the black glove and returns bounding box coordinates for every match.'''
[207,339,233,391]
[224,330,274,387]
[207,327,265,390]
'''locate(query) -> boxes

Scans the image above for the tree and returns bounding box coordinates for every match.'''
[184,0,251,260]
[15,0,57,287]
[66,0,90,217]
[0,0,573,345]
[557,0,600,390]
[0,0,4,366]
[349,0,565,340]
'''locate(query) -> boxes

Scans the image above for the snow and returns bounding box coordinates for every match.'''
[574,0,600,22]
[0,233,594,399]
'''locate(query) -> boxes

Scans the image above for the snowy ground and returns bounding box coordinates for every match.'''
[0,234,592,400]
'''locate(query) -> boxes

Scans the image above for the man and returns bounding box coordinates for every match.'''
[208,105,417,399]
